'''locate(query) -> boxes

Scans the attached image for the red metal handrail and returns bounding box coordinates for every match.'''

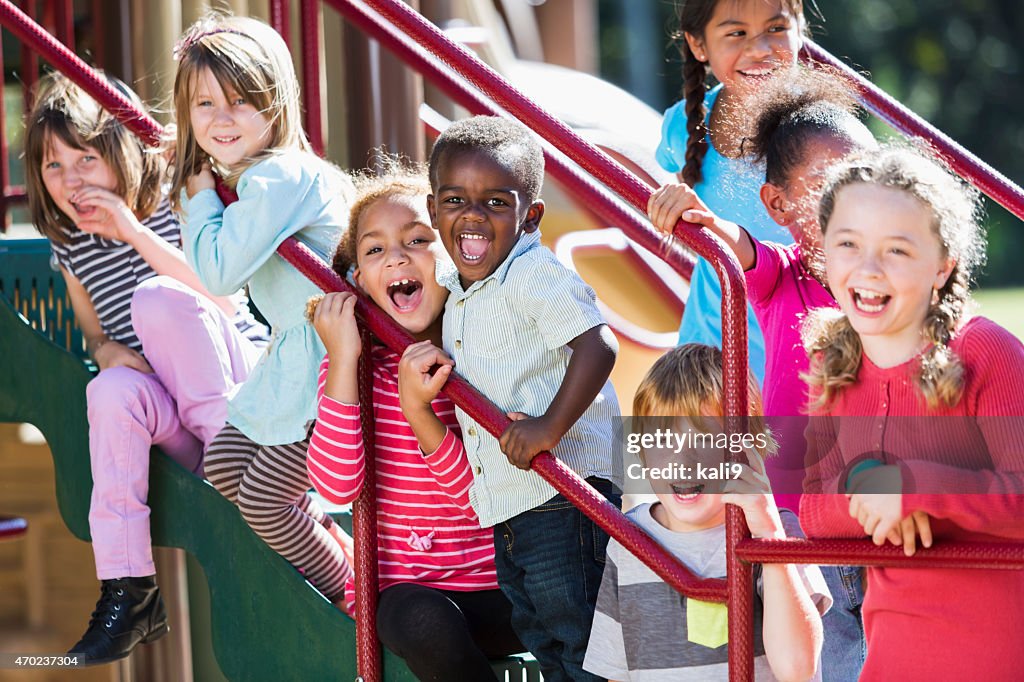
[736,537,1024,570]
[324,0,694,279]
[0,0,162,145]
[801,42,1024,223]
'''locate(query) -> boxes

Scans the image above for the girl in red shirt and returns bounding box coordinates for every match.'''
[306,160,521,680]
[800,145,1024,681]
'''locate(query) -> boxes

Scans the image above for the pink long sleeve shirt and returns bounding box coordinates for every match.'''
[745,238,836,512]
[307,346,499,611]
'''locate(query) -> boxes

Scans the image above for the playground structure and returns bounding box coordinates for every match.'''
[2,1,1024,680]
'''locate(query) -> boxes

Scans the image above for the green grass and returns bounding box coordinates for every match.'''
[973,287,1023,340]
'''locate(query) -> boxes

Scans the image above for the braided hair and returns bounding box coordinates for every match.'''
[804,145,986,410]
[673,0,808,185]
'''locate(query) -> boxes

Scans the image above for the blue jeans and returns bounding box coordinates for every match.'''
[820,564,866,682]
[493,477,620,682]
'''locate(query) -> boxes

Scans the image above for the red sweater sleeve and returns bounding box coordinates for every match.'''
[421,426,477,520]
[307,356,366,505]
[799,495,866,538]
[903,320,1024,537]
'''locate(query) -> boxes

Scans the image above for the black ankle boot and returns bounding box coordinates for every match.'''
[68,576,169,665]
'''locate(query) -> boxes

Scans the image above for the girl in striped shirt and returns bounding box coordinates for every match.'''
[25,72,267,665]
[307,162,522,680]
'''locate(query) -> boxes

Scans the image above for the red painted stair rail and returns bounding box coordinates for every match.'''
[801,41,1024,223]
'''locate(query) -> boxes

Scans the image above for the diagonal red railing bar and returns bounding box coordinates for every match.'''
[736,537,1024,570]
[274,237,731,603]
[322,0,694,279]
[0,0,163,146]
[802,41,1024,223]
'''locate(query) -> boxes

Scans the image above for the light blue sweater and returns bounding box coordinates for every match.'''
[656,85,792,382]
[181,148,352,445]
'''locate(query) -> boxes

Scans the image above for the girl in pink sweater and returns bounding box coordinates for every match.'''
[799,145,1024,681]
[306,162,521,680]
[647,68,876,681]
[647,68,876,508]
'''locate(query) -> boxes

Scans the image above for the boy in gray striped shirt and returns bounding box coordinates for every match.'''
[584,345,830,681]
[411,116,621,681]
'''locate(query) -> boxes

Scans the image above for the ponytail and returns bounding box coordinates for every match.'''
[802,308,863,411]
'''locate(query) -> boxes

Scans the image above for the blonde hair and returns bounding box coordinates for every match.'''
[24,71,166,244]
[804,145,986,409]
[331,155,432,278]
[632,343,774,462]
[169,14,309,209]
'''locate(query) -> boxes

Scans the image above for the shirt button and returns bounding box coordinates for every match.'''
[455,339,462,349]
[456,300,464,307]
[474,465,482,474]
[468,426,477,437]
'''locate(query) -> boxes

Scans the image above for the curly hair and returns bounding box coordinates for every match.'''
[428,116,544,204]
[331,154,432,279]
[803,145,986,410]
[742,65,872,187]
[24,71,166,244]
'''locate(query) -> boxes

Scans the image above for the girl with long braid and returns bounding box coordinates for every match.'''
[656,0,808,381]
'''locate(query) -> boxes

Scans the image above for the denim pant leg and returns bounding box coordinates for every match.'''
[493,478,620,682]
[820,564,866,682]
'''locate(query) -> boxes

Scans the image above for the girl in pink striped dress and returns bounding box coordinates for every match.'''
[306,161,522,680]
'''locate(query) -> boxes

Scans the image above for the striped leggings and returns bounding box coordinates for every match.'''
[204,424,353,601]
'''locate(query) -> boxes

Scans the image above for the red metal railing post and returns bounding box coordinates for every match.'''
[51,0,72,50]
[18,0,38,113]
[299,0,324,155]
[354,326,382,682]
[269,0,291,49]
[0,28,8,231]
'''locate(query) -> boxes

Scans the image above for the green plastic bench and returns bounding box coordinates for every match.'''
[0,238,540,681]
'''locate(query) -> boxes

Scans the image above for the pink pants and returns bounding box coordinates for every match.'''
[87,276,263,580]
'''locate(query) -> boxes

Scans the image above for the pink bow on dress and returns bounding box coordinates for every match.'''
[407,530,435,551]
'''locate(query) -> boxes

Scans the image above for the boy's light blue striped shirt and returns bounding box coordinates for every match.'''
[440,231,621,527]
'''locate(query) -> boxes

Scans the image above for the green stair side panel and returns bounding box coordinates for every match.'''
[0,239,539,681]
[0,239,422,681]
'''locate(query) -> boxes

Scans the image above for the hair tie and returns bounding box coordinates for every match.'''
[173,28,251,61]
